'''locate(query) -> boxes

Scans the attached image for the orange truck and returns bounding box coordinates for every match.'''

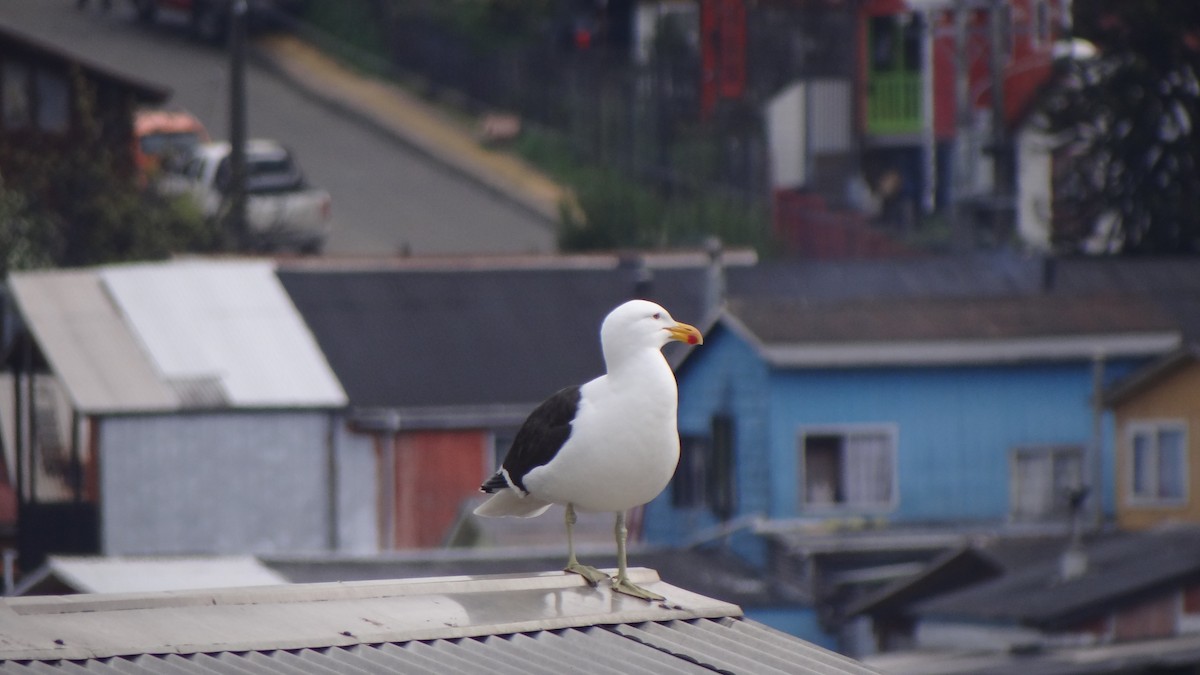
[133,107,210,184]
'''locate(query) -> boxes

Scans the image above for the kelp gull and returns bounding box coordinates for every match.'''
[474,299,703,600]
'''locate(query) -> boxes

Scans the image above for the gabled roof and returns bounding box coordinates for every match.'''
[0,22,168,104]
[7,270,177,413]
[914,525,1200,630]
[704,254,1200,369]
[725,255,1200,305]
[12,555,288,596]
[277,252,739,416]
[1103,342,1200,407]
[8,259,347,413]
[0,570,878,674]
[713,292,1180,368]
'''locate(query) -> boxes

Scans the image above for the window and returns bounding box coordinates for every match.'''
[674,434,708,509]
[1,62,70,133]
[1010,445,1083,521]
[2,61,32,130]
[800,427,895,509]
[1129,422,1187,504]
[869,14,922,74]
[672,413,735,519]
[34,68,69,133]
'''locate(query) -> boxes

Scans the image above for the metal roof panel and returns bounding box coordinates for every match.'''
[0,570,879,674]
[100,260,346,409]
[16,556,288,596]
[9,270,177,414]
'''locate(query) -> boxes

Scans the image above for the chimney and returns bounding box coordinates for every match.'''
[704,236,726,315]
[1059,486,1089,581]
[620,254,654,299]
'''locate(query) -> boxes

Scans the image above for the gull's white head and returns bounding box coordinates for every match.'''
[599,300,703,366]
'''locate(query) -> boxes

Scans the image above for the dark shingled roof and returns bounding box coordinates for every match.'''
[277,262,713,409]
[0,22,169,102]
[724,255,1200,340]
[726,292,1179,345]
[914,525,1200,629]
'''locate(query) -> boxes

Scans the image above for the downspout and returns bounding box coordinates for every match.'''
[1089,352,1105,530]
[13,335,23,511]
[921,4,936,214]
[325,410,339,551]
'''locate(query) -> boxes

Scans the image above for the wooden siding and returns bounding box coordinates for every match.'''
[645,324,771,546]
[1114,359,1200,530]
[767,363,1131,523]
[648,324,1146,544]
[1112,593,1177,642]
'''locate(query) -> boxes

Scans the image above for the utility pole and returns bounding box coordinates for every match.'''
[988,0,1014,243]
[226,0,248,248]
[950,0,974,252]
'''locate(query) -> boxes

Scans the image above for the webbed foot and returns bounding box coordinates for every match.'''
[565,562,609,586]
[611,574,664,601]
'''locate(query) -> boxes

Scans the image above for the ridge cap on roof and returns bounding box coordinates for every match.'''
[0,569,742,662]
[275,248,757,272]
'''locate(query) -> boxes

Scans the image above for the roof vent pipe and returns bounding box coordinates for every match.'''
[1060,486,1089,581]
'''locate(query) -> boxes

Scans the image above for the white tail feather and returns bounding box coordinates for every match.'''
[473,489,553,518]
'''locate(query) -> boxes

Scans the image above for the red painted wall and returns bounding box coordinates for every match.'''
[393,430,488,549]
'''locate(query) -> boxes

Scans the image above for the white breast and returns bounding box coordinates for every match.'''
[523,353,681,512]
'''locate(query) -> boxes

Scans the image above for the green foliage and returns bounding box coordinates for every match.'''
[404,0,555,49]
[1042,0,1200,254]
[519,127,770,252]
[0,187,58,276]
[0,72,216,278]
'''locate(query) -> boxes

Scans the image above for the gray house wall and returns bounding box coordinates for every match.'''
[100,412,340,555]
[333,423,379,554]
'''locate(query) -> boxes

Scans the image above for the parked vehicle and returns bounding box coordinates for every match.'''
[132,107,209,184]
[130,0,303,43]
[160,139,332,253]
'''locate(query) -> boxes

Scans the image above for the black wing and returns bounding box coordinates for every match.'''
[481,385,581,494]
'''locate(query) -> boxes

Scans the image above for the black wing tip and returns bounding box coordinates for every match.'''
[480,472,509,494]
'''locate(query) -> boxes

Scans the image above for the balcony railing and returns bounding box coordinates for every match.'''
[866,72,922,136]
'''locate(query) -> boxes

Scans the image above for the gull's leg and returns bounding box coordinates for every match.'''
[611,510,664,601]
[563,503,608,585]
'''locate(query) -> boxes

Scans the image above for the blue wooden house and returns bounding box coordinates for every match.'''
[651,292,1180,540]
[642,273,1185,647]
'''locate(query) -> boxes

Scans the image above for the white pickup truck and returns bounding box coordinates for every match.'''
[162,139,332,254]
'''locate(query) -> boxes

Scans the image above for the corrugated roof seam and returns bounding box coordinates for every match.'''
[0,619,879,674]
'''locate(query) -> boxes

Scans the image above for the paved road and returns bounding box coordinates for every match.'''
[4,0,557,256]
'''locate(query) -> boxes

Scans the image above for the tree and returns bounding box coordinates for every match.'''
[0,72,215,278]
[1042,0,1200,254]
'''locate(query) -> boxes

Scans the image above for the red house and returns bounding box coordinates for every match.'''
[767,0,1067,256]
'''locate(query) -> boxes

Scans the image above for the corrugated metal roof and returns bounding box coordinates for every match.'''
[99,259,346,408]
[0,569,878,674]
[866,634,1200,675]
[914,525,1200,629]
[8,270,177,413]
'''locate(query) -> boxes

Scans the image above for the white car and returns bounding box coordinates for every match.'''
[162,139,332,254]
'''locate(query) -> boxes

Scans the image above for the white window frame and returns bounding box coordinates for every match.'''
[1008,444,1084,522]
[798,424,898,513]
[1127,420,1188,507]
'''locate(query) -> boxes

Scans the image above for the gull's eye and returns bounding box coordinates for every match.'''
[653,312,661,320]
